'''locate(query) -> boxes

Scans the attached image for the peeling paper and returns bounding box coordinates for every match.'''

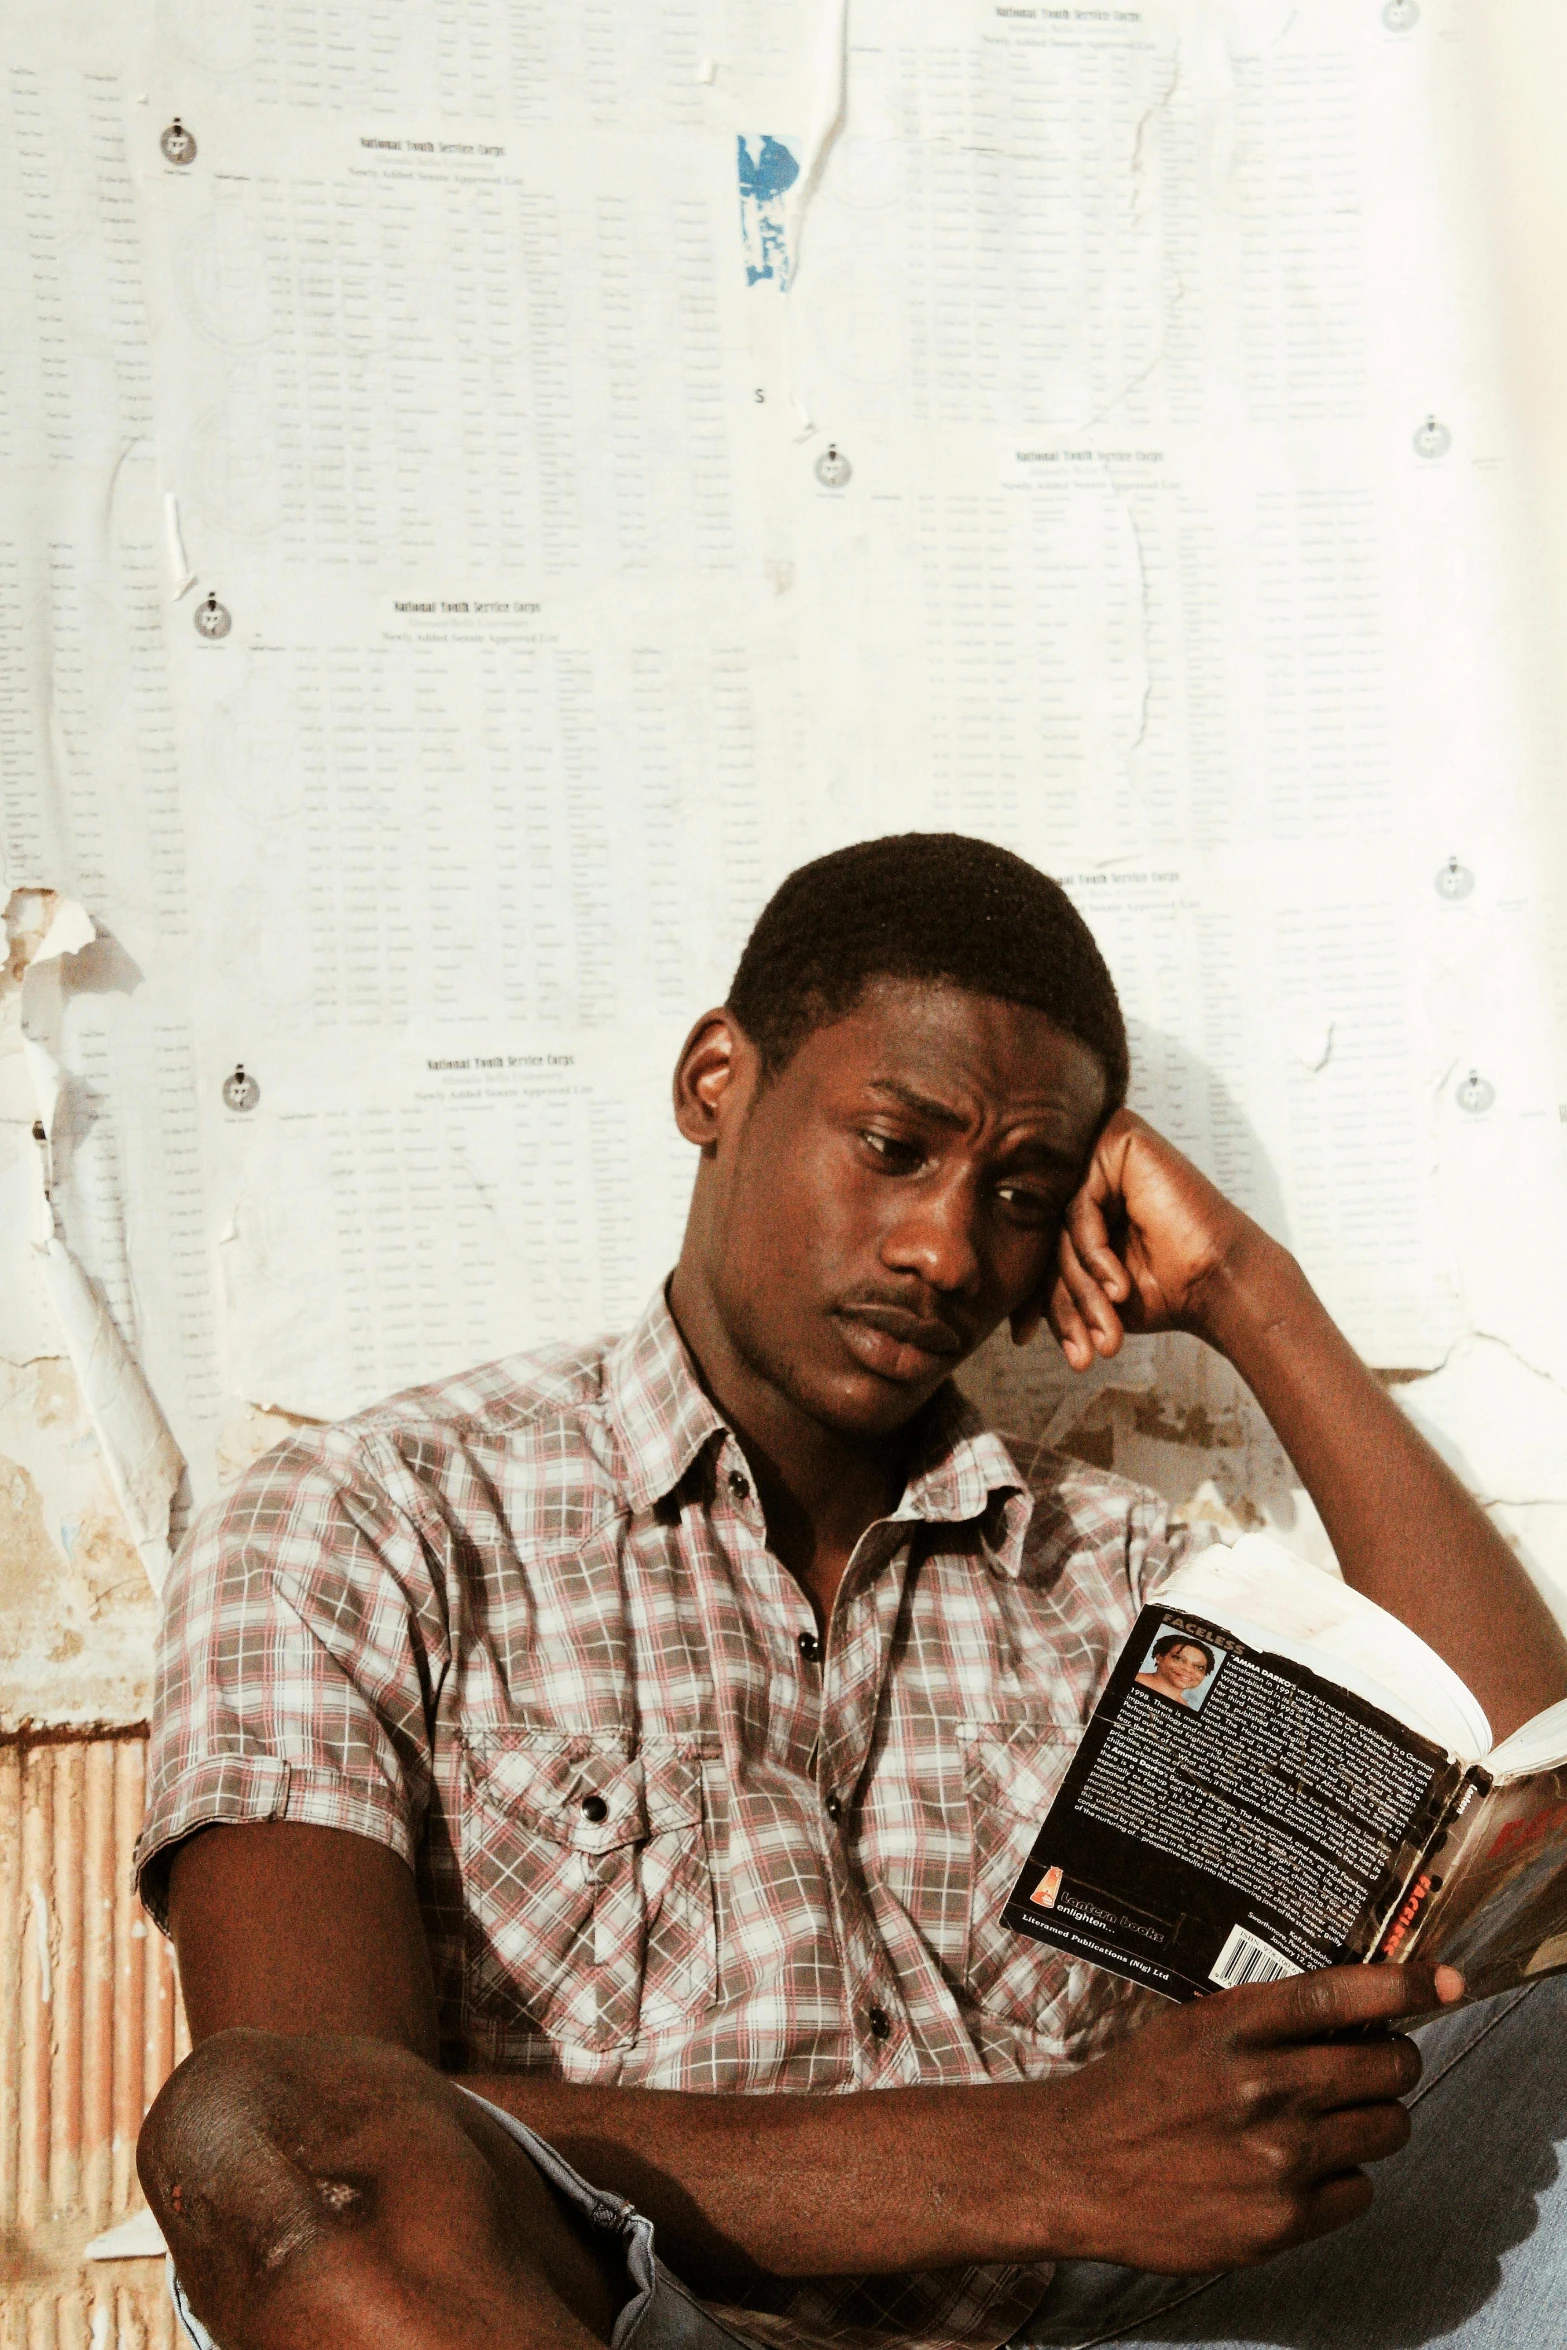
[162,489,196,599]
[783,0,849,289]
[84,2207,167,2261]
[1290,1020,1335,1074]
[781,0,849,427]
[12,893,184,1595]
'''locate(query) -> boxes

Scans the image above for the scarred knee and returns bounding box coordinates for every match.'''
[138,2029,452,2321]
[140,2031,626,2350]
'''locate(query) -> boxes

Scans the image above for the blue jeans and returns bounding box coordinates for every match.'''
[171,1977,1567,2350]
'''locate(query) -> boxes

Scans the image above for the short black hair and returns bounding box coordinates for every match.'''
[726,833,1128,1102]
[1153,1634,1216,1672]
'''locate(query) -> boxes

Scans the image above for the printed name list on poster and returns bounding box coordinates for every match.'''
[2,0,1566,1498]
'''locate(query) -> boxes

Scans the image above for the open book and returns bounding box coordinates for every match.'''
[1002,1536,1567,2003]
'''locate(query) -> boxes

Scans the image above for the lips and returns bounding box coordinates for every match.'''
[834,1301,965,1382]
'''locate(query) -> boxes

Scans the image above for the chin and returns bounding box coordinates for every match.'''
[736,1309,952,1440]
[800,1360,949,1441]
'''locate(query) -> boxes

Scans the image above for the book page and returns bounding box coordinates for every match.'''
[1164,1535,1492,1762]
[1408,1770,1567,2003]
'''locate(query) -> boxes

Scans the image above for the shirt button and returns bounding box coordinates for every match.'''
[581,1794,608,1824]
[868,2005,892,2041]
[797,1630,821,1664]
[727,1469,751,1501]
[824,1793,842,1824]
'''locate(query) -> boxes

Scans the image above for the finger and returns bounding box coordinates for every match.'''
[1299,2099,1412,2178]
[1057,1229,1125,1360]
[1046,1270,1095,1372]
[1064,1176,1133,1303]
[1221,2168,1380,2269]
[1229,1961,1457,2048]
[1009,1296,1045,1349]
[1259,2033,1423,2114]
[1285,2169,1376,2251]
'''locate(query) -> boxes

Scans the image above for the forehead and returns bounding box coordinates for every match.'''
[784,978,1107,1126]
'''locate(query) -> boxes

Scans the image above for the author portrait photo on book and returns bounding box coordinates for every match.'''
[1133,1632,1221,1712]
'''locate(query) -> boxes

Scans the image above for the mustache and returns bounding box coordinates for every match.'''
[834,1298,968,1357]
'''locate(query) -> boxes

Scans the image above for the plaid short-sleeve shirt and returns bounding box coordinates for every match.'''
[138,1290,1202,2350]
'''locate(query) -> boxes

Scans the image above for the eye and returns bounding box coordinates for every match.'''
[861,1129,924,1171]
[994,1182,1061,1225]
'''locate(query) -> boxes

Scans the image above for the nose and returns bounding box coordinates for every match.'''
[880,1168,984,1299]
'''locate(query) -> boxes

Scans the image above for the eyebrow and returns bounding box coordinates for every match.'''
[866,1078,968,1128]
[864,1080,1083,1169]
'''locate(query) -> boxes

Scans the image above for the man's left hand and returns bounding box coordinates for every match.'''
[1036,1110,1261,1370]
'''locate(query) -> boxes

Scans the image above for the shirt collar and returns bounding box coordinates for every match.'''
[604,1287,729,1514]
[606,1286,1033,1571]
[893,1383,1034,1575]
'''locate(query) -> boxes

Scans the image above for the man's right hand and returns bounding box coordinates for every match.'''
[1033,1961,1461,2274]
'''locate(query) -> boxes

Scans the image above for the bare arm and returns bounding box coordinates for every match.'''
[166,1821,1456,2293]
[1047,1111,1567,1740]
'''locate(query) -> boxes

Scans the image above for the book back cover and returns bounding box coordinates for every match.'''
[1002,1603,1468,2000]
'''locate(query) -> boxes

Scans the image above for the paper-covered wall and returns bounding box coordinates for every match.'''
[4,0,1567,1728]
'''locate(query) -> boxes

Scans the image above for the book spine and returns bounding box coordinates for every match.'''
[1345,1762,1481,1963]
[1373,1768,1492,1961]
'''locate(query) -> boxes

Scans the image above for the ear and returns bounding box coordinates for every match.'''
[672,1008,757,1154]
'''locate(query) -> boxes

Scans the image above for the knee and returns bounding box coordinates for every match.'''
[138,2028,445,2305]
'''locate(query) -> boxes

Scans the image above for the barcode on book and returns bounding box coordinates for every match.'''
[1210,1925,1304,1990]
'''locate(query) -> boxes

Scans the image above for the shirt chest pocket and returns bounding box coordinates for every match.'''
[957,1720,1084,2044]
[459,1733,719,2052]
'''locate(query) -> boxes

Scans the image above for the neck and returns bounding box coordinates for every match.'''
[666,1265,914,1624]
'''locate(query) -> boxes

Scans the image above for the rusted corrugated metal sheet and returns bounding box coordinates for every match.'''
[0,2279,179,2350]
[1,1731,188,2344]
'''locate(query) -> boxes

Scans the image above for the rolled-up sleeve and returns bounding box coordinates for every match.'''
[135,1429,452,1928]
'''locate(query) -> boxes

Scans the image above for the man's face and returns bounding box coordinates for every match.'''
[690,979,1108,1438]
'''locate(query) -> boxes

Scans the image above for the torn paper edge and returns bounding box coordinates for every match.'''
[11,890,185,1594]
[85,2207,167,2261]
[783,0,849,286]
[163,490,196,600]
[782,0,850,433]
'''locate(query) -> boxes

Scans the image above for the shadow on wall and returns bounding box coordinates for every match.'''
[960,1024,1336,1566]
[1120,1017,1293,1255]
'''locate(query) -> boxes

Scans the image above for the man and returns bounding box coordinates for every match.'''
[135,835,1567,2350]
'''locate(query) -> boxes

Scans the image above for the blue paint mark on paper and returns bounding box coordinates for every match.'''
[738,135,800,287]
